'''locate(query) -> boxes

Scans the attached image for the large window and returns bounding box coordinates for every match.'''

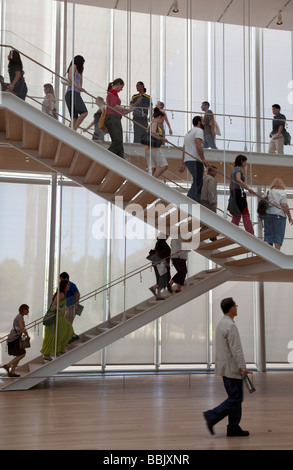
[1,0,293,370]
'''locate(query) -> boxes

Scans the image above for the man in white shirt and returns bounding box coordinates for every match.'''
[203,298,250,437]
[179,116,209,203]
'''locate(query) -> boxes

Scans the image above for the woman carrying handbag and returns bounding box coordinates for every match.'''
[4,304,30,377]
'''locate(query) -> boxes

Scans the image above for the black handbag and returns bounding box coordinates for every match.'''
[141,132,162,147]
[227,193,240,216]
[257,191,269,217]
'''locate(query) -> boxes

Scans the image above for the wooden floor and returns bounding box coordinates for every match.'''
[0,371,292,451]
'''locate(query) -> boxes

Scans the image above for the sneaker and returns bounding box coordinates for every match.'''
[8,372,20,377]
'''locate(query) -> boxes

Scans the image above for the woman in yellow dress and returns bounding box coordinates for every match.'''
[41,280,74,361]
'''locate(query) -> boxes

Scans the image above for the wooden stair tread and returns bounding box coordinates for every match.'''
[5,110,23,141]
[38,131,59,158]
[211,246,251,259]
[0,109,6,132]
[69,152,92,176]
[98,171,125,193]
[54,142,76,167]
[200,227,220,241]
[198,237,234,250]
[224,255,265,266]
[83,161,109,185]
[22,121,41,150]
[131,190,158,208]
[114,181,141,202]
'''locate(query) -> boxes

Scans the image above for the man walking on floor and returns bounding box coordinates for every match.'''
[203,297,250,437]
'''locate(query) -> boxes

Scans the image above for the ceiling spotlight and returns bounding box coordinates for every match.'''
[276,10,283,25]
[173,1,179,13]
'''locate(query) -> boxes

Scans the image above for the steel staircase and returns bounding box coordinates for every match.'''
[0,267,232,391]
[1,93,293,390]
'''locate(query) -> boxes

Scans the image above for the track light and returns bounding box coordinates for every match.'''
[173,1,179,13]
[276,10,283,25]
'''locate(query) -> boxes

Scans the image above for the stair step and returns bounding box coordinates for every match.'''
[38,131,59,158]
[109,320,123,326]
[29,363,44,372]
[126,312,139,318]
[0,108,6,132]
[212,246,251,259]
[69,152,92,176]
[98,172,125,194]
[54,142,76,167]
[113,181,141,202]
[22,121,41,150]
[225,255,265,266]
[130,190,158,209]
[200,227,219,241]
[83,161,109,185]
[198,237,234,250]
[5,110,23,140]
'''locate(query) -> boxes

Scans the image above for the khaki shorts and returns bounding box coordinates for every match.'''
[145,148,167,169]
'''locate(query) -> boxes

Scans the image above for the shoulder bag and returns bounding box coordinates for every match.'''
[43,303,56,326]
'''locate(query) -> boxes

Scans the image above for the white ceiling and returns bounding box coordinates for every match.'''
[61,0,293,31]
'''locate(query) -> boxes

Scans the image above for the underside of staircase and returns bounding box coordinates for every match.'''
[1,93,293,390]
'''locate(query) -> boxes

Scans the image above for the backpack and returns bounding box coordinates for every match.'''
[284,129,291,146]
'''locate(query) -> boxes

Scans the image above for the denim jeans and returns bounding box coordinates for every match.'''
[263,213,286,245]
[185,160,204,203]
[203,133,217,149]
[205,376,244,430]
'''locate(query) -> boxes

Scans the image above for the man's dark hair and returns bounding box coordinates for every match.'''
[221,297,236,314]
[192,116,202,127]
[202,101,210,108]
[60,272,69,280]
[272,104,281,110]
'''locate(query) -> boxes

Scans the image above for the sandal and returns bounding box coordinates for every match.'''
[43,355,53,362]
[149,287,156,296]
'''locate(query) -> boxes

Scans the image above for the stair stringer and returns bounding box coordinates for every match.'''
[1,267,233,391]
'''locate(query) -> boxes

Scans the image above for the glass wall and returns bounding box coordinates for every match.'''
[1,0,293,369]
[0,177,50,364]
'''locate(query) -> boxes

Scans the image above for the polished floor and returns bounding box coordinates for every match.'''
[0,371,292,451]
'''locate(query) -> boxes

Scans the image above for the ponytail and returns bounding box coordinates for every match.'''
[107,78,124,92]
[107,81,114,92]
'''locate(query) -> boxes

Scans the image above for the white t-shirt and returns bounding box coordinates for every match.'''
[267,188,287,217]
[183,127,204,162]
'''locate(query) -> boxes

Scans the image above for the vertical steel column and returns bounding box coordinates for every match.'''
[70,0,75,128]
[253,190,266,372]
[0,0,6,77]
[54,1,61,117]
[254,28,262,154]
[47,173,57,308]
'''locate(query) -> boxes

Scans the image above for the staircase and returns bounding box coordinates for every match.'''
[0,267,232,391]
[1,93,293,390]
